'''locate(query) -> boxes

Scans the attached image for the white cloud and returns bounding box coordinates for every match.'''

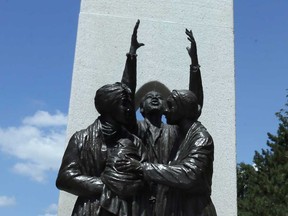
[23,110,67,127]
[38,203,58,216]
[0,196,16,207]
[0,111,67,182]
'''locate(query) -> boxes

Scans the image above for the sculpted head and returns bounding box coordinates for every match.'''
[165,90,201,125]
[94,82,134,125]
[140,91,165,118]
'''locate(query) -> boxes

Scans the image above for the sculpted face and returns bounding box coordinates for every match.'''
[95,83,135,126]
[165,90,200,125]
[165,94,183,125]
[141,91,164,116]
[112,91,134,126]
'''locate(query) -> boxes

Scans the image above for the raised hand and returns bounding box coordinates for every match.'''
[129,19,145,54]
[185,29,198,66]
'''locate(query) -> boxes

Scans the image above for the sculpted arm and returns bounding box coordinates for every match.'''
[116,134,213,191]
[121,20,144,133]
[186,29,203,108]
[121,20,144,95]
[56,133,103,197]
[142,135,213,191]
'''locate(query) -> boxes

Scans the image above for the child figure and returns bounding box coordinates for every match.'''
[100,138,146,215]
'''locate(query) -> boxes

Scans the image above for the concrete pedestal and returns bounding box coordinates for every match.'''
[58,1,236,215]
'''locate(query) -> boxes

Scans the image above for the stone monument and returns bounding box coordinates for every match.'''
[57,1,236,215]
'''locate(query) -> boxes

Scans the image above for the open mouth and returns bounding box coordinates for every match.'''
[150,99,160,106]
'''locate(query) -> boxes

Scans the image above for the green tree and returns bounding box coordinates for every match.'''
[237,95,288,216]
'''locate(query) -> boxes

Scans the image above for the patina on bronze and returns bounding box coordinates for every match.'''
[56,20,217,216]
[56,21,150,216]
[119,26,211,216]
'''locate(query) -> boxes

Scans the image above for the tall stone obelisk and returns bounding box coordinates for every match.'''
[57,0,236,215]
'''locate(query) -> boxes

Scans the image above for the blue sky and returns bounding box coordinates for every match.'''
[0,0,287,215]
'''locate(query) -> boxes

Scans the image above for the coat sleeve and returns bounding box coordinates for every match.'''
[121,53,137,95]
[142,134,213,192]
[121,53,138,134]
[56,132,104,197]
[189,65,203,109]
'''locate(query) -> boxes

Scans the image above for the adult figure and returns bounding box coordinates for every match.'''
[117,29,217,216]
[56,21,148,216]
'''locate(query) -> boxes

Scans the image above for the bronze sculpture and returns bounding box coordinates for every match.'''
[56,21,150,215]
[117,26,217,216]
[56,20,217,216]
[120,24,209,216]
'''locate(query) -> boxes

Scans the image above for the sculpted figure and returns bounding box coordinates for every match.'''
[122,24,205,215]
[117,29,217,216]
[122,23,178,214]
[56,21,149,216]
[122,26,203,166]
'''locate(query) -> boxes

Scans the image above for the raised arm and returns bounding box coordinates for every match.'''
[121,20,144,95]
[186,29,203,109]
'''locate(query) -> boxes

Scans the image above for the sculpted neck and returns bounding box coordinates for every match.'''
[144,113,162,128]
[178,118,195,135]
[99,115,120,130]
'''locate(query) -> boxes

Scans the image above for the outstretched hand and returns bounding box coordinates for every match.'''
[185,29,198,65]
[130,19,145,54]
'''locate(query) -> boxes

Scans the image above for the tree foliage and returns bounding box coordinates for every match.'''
[237,95,288,216]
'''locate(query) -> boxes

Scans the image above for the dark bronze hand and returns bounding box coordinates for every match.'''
[115,155,142,173]
[185,29,198,66]
[129,19,145,54]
